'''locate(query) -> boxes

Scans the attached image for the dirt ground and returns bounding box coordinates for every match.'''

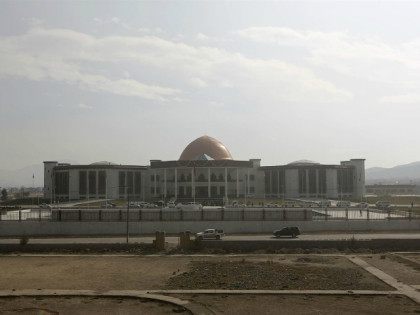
[166,256,391,290]
[0,297,189,315]
[173,294,420,315]
[363,254,420,285]
[0,255,390,291]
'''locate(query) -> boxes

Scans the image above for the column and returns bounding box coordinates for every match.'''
[96,171,99,199]
[247,169,250,196]
[277,169,280,198]
[208,168,211,198]
[86,170,89,201]
[236,168,239,198]
[316,169,319,197]
[269,171,272,196]
[174,168,178,200]
[224,167,228,199]
[154,171,157,197]
[191,168,194,198]
[305,169,309,197]
[164,168,167,199]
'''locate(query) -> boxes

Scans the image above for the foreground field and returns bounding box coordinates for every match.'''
[172,294,419,315]
[0,255,389,291]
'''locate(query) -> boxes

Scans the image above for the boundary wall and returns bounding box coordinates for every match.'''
[0,219,419,237]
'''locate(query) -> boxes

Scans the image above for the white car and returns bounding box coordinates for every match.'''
[196,229,225,240]
[336,201,351,207]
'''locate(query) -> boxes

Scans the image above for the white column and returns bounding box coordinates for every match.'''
[208,168,211,198]
[316,169,319,197]
[96,171,99,199]
[224,167,228,199]
[305,169,309,197]
[191,168,194,198]
[236,168,239,198]
[277,169,280,198]
[174,168,178,200]
[154,171,157,197]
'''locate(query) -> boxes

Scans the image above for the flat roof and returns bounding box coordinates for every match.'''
[150,160,253,168]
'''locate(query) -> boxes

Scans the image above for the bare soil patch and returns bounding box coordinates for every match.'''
[166,257,391,290]
[364,254,420,285]
[0,256,190,291]
[0,296,190,315]
[172,294,419,315]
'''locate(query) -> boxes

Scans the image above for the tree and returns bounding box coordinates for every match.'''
[1,188,7,201]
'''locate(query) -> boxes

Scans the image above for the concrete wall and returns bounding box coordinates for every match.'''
[1,219,419,237]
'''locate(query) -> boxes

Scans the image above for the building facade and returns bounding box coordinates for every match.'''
[44,136,365,203]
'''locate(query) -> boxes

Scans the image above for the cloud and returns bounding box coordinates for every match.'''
[0,26,352,105]
[380,94,420,104]
[235,27,420,93]
[78,103,93,109]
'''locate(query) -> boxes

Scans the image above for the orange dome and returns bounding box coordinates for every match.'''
[179,136,233,160]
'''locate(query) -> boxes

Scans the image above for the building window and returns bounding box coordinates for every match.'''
[79,171,87,195]
[88,171,96,195]
[98,171,106,195]
[250,174,255,181]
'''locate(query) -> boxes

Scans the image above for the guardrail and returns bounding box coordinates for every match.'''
[0,207,418,222]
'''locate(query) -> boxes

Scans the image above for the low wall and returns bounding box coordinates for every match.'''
[0,219,419,237]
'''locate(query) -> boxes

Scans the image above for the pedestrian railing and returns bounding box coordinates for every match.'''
[0,207,418,222]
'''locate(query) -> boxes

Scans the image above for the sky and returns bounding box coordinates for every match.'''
[1,1,420,171]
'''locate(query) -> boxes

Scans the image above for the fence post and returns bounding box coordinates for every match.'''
[346,208,349,220]
[201,208,204,221]
[262,208,265,221]
[283,209,287,221]
[180,209,183,221]
[78,209,82,221]
[138,209,142,221]
[58,210,62,221]
[119,209,122,221]
[39,209,42,221]
[387,209,391,220]
[19,210,22,221]
[221,208,224,220]
[98,210,102,221]
[366,208,370,220]
[159,209,163,221]
[242,208,245,221]
[304,209,307,221]
[325,208,328,221]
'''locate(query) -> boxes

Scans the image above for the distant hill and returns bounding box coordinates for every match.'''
[366,161,420,184]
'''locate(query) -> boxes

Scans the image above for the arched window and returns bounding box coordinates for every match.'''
[180,174,186,182]
[211,173,217,181]
[198,173,205,182]
[218,174,224,181]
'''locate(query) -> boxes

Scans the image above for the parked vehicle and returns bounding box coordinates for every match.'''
[39,203,52,209]
[376,201,391,210]
[273,227,301,238]
[336,200,351,207]
[167,201,176,208]
[196,228,225,240]
[316,200,331,207]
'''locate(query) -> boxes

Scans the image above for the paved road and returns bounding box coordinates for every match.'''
[1,233,420,245]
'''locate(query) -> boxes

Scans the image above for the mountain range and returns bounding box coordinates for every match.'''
[366,161,420,184]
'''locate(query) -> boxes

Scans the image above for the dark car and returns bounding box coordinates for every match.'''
[273,227,301,238]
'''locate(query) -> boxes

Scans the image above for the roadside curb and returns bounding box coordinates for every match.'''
[0,289,212,315]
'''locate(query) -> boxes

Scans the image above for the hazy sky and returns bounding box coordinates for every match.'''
[1,1,420,170]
